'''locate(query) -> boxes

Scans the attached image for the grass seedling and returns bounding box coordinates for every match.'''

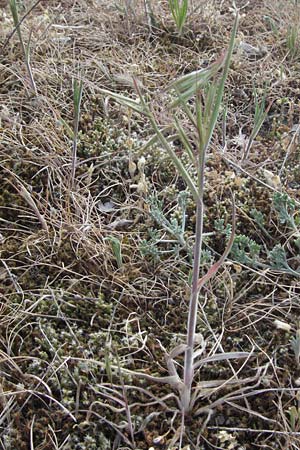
[287,25,300,59]
[289,405,300,431]
[71,78,83,189]
[9,0,37,96]
[243,87,271,161]
[168,0,188,35]
[290,329,300,367]
[107,236,123,269]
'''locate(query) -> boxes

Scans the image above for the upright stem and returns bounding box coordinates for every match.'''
[71,119,79,189]
[182,141,206,412]
[182,196,203,412]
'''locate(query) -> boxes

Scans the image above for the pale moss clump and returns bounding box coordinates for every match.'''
[87,331,109,353]
[64,432,110,450]
[77,117,140,158]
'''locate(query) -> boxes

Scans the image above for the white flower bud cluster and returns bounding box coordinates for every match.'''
[130,156,148,195]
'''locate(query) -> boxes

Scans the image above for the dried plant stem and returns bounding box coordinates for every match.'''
[2,0,42,54]
[5,175,48,233]
[9,0,38,96]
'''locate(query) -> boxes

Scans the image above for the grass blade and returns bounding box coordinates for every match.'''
[70,78,83,189]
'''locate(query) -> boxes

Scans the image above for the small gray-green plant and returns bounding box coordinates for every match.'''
[146,192,191,257]
[139,228,162,262]
[227,192,300,274]
[230,234,261,266]
[273,191,298,231]
[214,218,232,237]
[9,0,37,96]
[214,218,261,267]
[268,244,300,276]
[250,208,273,239]
[268,192,300,275]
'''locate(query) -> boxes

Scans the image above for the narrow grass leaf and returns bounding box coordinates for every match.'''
[73,79,83,119]
[174,116,195,163]
[98,88,145,114]
[71,78,83,188]
[206,13,239,146]
[107,236,123,269]
[193,351,253,370]
[132,80,199,201]
[244,88,272,160]
[169,56,225,107]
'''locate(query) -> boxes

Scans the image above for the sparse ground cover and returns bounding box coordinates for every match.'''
[1,0,300,449]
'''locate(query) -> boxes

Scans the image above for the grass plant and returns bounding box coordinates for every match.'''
[99,14,243,421]
[168,0,188,34]
[242,88,271,161]
[286,25,300,59]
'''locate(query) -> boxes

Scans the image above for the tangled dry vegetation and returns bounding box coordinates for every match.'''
[1,0,300,449]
